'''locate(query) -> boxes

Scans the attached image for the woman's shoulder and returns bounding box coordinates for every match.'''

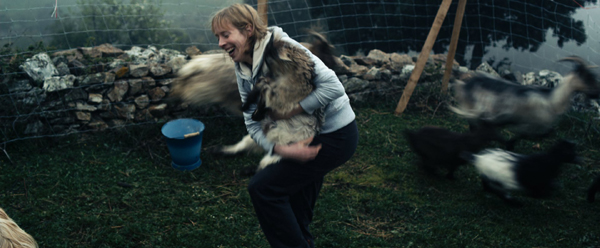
[269,26,304,48]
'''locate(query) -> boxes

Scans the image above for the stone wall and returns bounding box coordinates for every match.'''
[1,43,594,140]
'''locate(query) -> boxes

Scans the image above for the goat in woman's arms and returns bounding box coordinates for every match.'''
[449,56,600,150]
[170,31,338,166]
[240,34,324,171]
[171,30,339,116]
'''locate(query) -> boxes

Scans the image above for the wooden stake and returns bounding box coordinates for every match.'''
[394,0,453,115]
[441,0,467,94]
[257,0,269,26]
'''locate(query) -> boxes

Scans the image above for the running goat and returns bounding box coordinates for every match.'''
[449,56,600,150]
[461,140,581,207]
[404,125,501,179]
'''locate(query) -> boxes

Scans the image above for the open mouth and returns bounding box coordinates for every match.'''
[226,47,235,57]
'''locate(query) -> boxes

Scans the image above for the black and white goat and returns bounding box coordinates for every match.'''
[587,174,600,203]
[170,31,338,171]
[449,57,600,150]
[240,35,323,171]
[461,140,581,207]
[404,125,501,179]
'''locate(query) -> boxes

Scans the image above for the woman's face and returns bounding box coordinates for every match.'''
[215,22,253,64]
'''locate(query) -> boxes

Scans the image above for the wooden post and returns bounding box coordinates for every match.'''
[394,0,453,115]
[441,0,467,94]
[257,0,269,26]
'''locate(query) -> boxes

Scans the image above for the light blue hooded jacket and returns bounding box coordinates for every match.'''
[234,27,356,153]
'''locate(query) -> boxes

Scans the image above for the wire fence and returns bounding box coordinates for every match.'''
[1,0,600,145]
[3,0,600,70]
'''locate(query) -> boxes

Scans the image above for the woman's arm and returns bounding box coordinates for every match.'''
[273,136,321,162]
[236,72,276,154]
[271,37,346,117]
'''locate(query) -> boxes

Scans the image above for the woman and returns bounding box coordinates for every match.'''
[211,4,358,247]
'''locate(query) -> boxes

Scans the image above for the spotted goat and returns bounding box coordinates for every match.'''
[449,56,600,150]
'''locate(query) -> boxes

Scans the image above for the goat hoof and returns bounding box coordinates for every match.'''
[205,146,237,156]
[205,146,224,154]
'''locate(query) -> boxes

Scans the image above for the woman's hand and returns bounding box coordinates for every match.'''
[273,136,321,162]
[269,103,305,121]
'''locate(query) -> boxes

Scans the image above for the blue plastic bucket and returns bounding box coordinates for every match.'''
[161,118,205,171]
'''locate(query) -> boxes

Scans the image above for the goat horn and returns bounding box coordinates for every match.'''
[559,56,588,66]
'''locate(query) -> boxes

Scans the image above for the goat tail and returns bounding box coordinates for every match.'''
[170,53,242,115]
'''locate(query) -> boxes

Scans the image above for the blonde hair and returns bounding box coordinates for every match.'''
[0,208,37,248]
[211,3,268,48]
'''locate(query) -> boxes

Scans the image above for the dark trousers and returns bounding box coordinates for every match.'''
[248,120,359,248]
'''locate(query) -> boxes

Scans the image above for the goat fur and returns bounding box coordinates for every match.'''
[461,140,580,207]
[241,34,323,171]
[171,53,241,115]
[171,30,336,171]
[170,30,339,116]
[0,208,38,248]
[449,56,600,150]
[404,125,501,179]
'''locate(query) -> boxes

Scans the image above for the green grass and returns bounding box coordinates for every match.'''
[2,98,600,248]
